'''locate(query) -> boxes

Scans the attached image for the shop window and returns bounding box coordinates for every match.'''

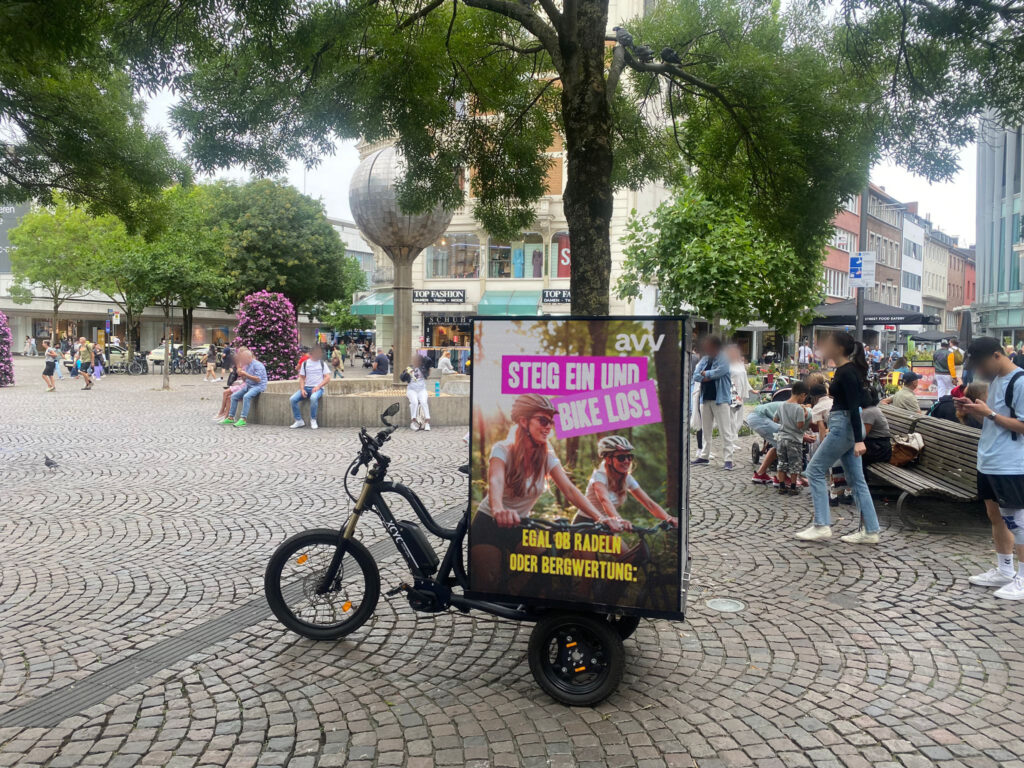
[551,231,571,278]
[425,233,480,279]
[489,233,543,278]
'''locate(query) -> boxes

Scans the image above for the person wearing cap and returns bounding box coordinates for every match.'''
[933,340,960,398]
[957,337,1024,599]
[883,372,923,413]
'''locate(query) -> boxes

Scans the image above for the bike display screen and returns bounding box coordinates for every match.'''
[466,316,690,620]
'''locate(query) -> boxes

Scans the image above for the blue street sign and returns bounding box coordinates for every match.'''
[849,255,863,279]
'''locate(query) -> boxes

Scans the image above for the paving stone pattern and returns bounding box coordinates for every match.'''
[1,356,1023,767]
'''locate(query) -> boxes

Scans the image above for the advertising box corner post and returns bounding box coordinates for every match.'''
[466,316,691,621]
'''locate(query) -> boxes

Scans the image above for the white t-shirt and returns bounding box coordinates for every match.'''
[978,370,1024,475]
[810,396,833,429]
[476,433,561,518]
[585,468,640,511]
[301,359,329,388]
[798,345,813,364]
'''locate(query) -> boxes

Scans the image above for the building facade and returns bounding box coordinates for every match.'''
[865,185,904,308]
[823,195,859,303]
[976,122,1024,342]
[947,245,971,334]
[922,224,955,333]
[327,217,375,289]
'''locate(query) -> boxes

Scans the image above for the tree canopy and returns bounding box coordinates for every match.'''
[208,180,363,314]
[618,179,824,332]
[0,3,186,230]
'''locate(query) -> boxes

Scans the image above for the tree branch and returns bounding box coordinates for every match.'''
[398,0,448,29]
[461,0,562,70]
[606,44,626,107]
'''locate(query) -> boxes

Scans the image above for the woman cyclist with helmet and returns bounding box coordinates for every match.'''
[471,393,625,593]
[579,436,679,528]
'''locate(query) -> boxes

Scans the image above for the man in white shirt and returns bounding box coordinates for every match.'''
[289,346,331,429]
[797,339,813,368]
[959,337,1024,599]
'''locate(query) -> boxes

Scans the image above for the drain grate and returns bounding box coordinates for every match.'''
[0,509,464,729]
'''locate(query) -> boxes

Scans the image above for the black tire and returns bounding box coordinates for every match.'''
[265,528,380,640]
[528,612,625,706]
[605,614,641,640]
[751,441,761,467]
[128,361,144,375]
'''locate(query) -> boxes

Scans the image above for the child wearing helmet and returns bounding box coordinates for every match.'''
[582,436,678,528]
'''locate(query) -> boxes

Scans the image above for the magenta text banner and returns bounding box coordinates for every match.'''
[500,355,648,396]
[552,381,662,439]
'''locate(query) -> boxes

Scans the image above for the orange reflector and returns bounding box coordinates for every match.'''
[342,601,352,612]
[566,642,577,648]
[296,554,308,565]
[574,666,586,672]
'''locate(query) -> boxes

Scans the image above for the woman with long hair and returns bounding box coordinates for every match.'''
[471,394,624,592]
[580,435,678,528]
[797,331,882,543]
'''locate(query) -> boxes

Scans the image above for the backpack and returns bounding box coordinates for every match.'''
[952,347,964,365]
[1006,370,1024,442]
[301,359,327,379]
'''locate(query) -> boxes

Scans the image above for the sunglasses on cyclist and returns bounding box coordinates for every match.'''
[532,415,555,428]
[612,453,635,463]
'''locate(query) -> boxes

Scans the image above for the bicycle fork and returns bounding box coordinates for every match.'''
[316,472,375,595]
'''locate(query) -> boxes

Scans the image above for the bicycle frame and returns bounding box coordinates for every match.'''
[322,461,542,623]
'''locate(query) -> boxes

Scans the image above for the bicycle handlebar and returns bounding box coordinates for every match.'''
[520,518,674,535]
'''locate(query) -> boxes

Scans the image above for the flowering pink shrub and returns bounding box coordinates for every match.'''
[0,310,13,386]
[234,291,300,381]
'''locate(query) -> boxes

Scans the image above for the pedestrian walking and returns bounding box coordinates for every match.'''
[76,337,95,390]
[796,331,881,544]
[690,336,736,470]
[203,343,219,382]
[41,341,58,391]
[958,337,1024,599]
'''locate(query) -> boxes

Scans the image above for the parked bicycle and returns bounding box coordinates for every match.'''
[264,404,663,706]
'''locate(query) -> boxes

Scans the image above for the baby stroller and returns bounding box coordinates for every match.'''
[749,386,792,467]
[757,373,792,404]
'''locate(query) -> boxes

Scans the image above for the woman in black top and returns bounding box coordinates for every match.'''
[797,331,881,544]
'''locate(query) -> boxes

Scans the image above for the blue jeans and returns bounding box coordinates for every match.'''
[229,386,262,419]
[805,410,880,532]
[290,386,323,420]
[746,412,780,446]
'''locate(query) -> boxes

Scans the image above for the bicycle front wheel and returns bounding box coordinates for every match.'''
[265,528,380,640]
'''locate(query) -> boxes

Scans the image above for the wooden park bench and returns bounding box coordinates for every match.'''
[868,412,980,514]
[878,403,920,437]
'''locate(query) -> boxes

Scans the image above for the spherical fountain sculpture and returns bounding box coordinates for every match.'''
[349,145,453,381]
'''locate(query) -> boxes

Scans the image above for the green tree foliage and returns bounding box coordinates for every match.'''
[0,4,186,229]
[312,300,373,334]
[8,197,108,344]
[114,0,881,314]
[618,180,824,333]
[208,180,360,314]
[144,185,230,389]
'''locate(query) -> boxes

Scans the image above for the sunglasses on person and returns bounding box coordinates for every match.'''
[532,415,555,428]
[611,453,635,463]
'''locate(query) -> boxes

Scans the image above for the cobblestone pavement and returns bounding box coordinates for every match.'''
[2,355,1023,768]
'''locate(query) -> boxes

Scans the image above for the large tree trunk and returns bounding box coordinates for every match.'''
[562,0,614,316]
[51,297,59,348]
[183,306,194,356]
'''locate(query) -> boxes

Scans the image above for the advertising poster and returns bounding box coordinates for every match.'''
[911,363,938,398]
[468,317,688,619]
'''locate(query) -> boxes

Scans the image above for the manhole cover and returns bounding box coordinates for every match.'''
[705,598,745,613]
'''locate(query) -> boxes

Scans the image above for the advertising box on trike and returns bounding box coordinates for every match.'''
[263,315,691,706]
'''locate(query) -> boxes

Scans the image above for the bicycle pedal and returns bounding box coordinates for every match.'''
[385,584,409,597]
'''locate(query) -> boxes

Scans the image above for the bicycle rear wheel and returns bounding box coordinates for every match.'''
[265,528,380,640]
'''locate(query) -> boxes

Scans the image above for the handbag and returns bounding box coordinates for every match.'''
[889,433,924,467]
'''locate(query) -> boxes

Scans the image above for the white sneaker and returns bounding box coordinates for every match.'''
[840,528,880,545]
[290,420,304,429]
[993,576,1024,600]
[794,525,832,541]
[410,422,419,431]
[424,423,431,431]
[969,567,1015,587]
[310,419,318,430]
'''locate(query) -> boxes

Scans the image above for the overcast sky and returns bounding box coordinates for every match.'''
[147,91,979,247]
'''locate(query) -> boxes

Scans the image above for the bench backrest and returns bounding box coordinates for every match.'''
[913,415,980,491]
[879,404,919,436]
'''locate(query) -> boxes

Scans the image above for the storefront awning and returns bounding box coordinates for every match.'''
[351,290,394,316]
[476,290,541,316]
[809,298,940,326]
